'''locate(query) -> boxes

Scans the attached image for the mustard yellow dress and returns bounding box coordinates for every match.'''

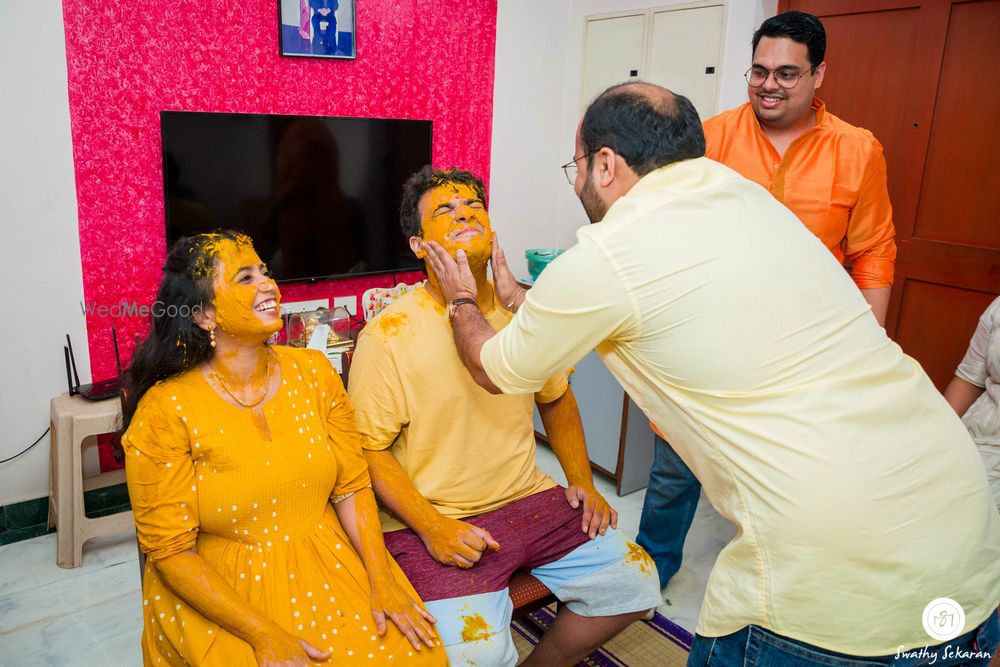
[123,346,446,666]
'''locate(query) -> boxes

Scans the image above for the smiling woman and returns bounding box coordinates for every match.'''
[119,231,447,666]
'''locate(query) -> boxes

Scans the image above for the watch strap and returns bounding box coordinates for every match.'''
[447,297,478,319]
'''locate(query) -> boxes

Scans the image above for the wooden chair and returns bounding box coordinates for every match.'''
[509,571,557,621]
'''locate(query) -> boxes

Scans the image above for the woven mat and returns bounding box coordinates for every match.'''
[511,605,692,666]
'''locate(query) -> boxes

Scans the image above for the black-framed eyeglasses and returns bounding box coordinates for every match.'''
[744,65,816,89]
[561,151,596,185]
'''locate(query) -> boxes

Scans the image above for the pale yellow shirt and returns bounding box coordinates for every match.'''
[480,157,1000,655]
[348,286,566,533]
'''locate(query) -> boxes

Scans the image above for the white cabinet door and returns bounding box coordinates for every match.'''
[570,351,624,473]
[533,350,655,495]
[534,351,622,474]
[647,4,725,121]
[580,13,646,111]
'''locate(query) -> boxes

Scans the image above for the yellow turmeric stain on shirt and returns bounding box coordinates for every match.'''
[460,613,492,642]
[377,312,408,337]
[624,541,655,576]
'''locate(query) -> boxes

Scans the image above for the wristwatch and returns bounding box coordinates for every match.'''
[447,298,478,320]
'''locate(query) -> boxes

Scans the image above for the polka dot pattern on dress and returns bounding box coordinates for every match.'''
[125,347,442,665]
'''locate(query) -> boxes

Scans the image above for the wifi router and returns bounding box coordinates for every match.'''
[64,328,121,401]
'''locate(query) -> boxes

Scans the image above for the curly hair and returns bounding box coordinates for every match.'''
[398,166,486,238]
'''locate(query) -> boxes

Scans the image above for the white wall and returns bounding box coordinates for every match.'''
[490,0,776,270]
[487,0,574,279]
[718,0,778,113]
[0,3,90,505]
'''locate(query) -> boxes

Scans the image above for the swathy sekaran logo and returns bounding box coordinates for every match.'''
[921,598,965,642]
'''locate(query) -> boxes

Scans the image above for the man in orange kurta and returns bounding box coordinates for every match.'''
[638,10,897,593]
[703,15,896,323]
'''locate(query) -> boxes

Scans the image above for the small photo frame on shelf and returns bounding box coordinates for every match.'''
[278,0,356,59]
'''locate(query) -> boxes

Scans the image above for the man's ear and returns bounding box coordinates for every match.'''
[409,236,426,258]
[594,147,618,189]
[813,61,826,89]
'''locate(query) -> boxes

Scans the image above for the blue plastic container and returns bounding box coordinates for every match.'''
[525,248,565,281]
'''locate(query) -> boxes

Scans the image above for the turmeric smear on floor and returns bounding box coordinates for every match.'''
[460,612,493,642]
[624,540,655,576]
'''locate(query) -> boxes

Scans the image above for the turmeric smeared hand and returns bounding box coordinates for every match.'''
[369,574,439,652]
[251,626,330,666]
[565,484,618,539]
[422,241,477,304]
[419,516,500,569]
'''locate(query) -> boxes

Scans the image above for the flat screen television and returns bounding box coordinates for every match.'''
[161,111,432,282]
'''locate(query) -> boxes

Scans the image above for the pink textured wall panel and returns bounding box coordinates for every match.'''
[64,0,497,381]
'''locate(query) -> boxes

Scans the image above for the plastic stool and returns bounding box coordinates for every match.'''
[49,393,133,568]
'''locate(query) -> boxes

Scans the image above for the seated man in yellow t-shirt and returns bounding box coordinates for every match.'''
[347,166,661,667]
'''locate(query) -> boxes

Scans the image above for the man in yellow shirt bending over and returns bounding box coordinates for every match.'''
[346,166,661,667]
[425,83,1000,664]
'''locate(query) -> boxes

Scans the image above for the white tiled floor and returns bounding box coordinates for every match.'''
[0,444,733,666]
[0,530,144,667]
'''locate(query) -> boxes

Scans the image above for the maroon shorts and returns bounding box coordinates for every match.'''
[382,486,591,602]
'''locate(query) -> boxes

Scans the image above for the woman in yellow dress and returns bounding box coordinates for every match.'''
[121,231,447,666]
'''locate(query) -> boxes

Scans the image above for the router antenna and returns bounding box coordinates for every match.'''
[64,346,76,396]
[112,327,122,377]
[65,334,81,389]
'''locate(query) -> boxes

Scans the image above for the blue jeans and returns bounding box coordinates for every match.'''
[688,610,999,666]
[636,434,701,588]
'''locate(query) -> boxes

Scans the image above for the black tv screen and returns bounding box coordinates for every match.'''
[161,111,431,282]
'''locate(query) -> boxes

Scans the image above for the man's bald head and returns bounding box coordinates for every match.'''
[580,82,705,176]
[604,82,680,112]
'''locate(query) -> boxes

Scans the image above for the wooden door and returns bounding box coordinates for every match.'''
[647,4,725,120]
[785,0,1000,389]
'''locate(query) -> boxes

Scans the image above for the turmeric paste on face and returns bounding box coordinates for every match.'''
[209,238,282,341]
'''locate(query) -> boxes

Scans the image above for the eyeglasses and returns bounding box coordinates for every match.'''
[744,66,815,89]
[561,151,595,185]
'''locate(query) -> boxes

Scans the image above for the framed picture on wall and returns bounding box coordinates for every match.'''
[278,0,356,59]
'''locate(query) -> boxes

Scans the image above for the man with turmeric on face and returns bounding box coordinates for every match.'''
[347,166,661,666]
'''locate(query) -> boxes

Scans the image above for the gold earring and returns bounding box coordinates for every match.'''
[209,327,216,348]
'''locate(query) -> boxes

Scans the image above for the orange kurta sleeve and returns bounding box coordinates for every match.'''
[123,384,200,563]
[843,139,896,289]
